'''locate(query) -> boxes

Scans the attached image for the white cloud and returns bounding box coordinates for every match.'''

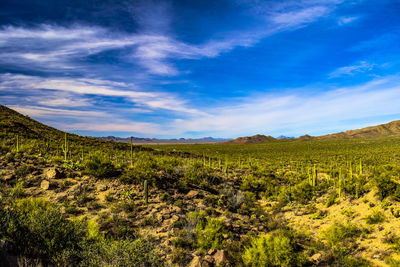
[168,76,400,137]
[329,61,377,77]
[9,105,108,119]
[0,73,203,115]
[338,16,359,25]
[271,6,329,27]
[37,98,91,107]
[0,0,344,77]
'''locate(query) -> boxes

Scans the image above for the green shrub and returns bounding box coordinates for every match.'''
[81,237,164,266]
[291,180,313,204]
[322,222,361,248]
[14,164,35,178]
[196,217,227,250]
[186,210,228,251]
[373,166,399,200]
[183,162,219,188]
[0,198,87,265]
[365,210,385,224]
[242,229,306,267]
[84,156,119,178]
[120,155,159,185]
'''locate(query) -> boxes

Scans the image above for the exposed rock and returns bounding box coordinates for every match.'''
[213,250,231,266]
[207,249,216,255]
[186,190,199,199]
[2,174,14,182]
[43,167,63,179]
[40,180,50,190]
[171,206,182,213]
[189,256,211,267]
[311,253,322,264]
[40,180,58,190]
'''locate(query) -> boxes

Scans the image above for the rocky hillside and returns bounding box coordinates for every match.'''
[318,120,400,139]
[225,134,276,144]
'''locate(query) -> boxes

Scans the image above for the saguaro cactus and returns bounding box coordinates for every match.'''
[130,137,134,167]
[61,132,69,161]
[312,165,318,187]
[16,134,19,152]
[144,180,148,205]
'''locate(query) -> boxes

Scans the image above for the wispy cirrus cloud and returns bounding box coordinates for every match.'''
[169,76,400,137]
[337,16,359,25]
[329,61,378,78]
[0,73,203,115]
[0,0,345,77]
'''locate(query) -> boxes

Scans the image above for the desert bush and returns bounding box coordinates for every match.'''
[81,236,164,266]
[0,198,87,265]
[242,229,307,267]
[183,162,219,188]
[291,180,313,204]
[14,164,35,178]
[322,222,362,249]
[373,165,400,200]
[84,155,119,178]
[365,210,385,224]
[120,155,159,185]
[186,210,228,251]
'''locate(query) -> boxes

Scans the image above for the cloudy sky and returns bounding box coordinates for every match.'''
[1,0,400,138]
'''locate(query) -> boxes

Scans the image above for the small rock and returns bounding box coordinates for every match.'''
[204,255,214,264]
[311,253,322,263]
[2,174,14,181]
[171,206,182,213]
[207,249,216,255]
[189,256,211,267]
[44,167,63,179]
[213,250,231,266]
[40,180,58,190]
[186,190,199,199]
[40,180,50,190]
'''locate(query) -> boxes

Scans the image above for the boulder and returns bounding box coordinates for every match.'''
[213,250,231,266]
[186,190,199,199]
[40,180,58,190]
[311,253,322,264]
[43,167,63,179]
[189,256,211,267]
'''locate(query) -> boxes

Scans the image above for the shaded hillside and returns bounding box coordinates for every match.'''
[0,105,66,139]
[225,134,276,144]
[0,105,146,152]
[318,120,400,139]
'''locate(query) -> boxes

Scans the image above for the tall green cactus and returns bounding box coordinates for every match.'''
[130,137,134,167]
[144,180,148,205]
[359,159,362,175]
[312,165,317,187]
[61,132,69,161]
[338,169,342,198]
[349,161,353,179]
[16,134,19,152]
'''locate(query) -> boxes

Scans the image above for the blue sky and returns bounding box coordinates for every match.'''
[1,0,400,138]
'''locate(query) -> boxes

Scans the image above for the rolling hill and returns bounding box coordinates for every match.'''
[225,134,276,144]
[318,120,400,139]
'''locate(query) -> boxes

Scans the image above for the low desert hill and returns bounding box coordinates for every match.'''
[225,134,276,144]
[318,120,400,139]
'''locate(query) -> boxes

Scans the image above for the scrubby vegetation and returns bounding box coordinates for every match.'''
[2,105,400,266]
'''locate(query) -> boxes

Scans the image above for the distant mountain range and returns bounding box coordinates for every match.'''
[2,105,400,144]
[223,120,400,144]
[99,136,230,144]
